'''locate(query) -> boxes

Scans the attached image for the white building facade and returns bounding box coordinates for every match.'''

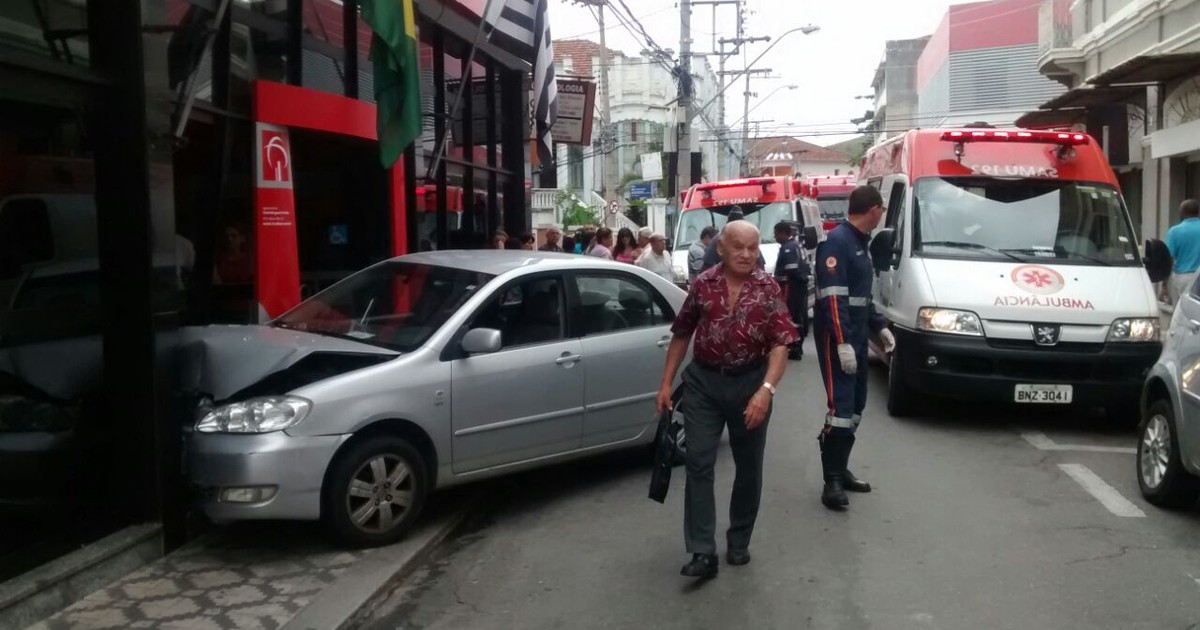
[551,40,730,205]
[1033,0,1200,239]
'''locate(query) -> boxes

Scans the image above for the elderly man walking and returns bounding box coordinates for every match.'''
[656,221,796,580]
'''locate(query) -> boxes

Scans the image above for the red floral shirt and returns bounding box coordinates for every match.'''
[671,264,798,367]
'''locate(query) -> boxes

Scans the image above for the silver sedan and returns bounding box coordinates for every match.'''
[1138,288,1200,507]
[183,251,688,546]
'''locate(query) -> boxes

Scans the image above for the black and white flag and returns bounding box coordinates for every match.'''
[482,0,557,166]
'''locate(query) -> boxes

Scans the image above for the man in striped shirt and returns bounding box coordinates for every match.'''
[813,186,894,510]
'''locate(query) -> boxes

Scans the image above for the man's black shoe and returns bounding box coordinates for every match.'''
[680,554,719,578]
[844,469,872,493]
[726,548,751,566]
[821,479,849,509]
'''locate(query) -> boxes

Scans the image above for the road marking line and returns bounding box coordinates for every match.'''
[1021,431,1137,454]
[1059,463,1146,518]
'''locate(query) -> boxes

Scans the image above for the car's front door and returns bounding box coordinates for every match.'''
[450,274,584,474]
[571,272,675,448]
[1174,278,1200,462]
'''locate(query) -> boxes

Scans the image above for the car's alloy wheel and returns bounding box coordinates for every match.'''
[324,435,428,547]
[1140,413,1170,491]
[346,454,416,535]
[1136,399,1200,509]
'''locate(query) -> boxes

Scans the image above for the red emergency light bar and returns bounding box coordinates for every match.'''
[695,177,777,192]
[940,130,1090,145]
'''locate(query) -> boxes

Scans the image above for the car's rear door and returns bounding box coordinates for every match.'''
[569,271,675,448]
[450,273,584,473]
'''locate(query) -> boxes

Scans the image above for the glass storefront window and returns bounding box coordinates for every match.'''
[0,1,89,64]
[0,98,121,584]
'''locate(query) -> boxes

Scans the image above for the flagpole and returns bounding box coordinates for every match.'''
[425,0,504,180]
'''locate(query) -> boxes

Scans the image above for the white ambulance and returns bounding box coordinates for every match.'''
[861,128,1170,419]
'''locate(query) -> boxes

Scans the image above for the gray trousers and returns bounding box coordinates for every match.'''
[682,362,771,556]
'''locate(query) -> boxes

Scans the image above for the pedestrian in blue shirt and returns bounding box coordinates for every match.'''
[1165,199,1200,304]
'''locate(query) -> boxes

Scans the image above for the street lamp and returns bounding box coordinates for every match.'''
[695,24,820,117]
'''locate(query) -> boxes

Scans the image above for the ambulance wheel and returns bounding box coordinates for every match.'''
[887,345,919,418]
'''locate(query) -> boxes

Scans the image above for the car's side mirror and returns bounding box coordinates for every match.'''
[461,328,503,355]
[802,226,819,250]
[869,228,897,274]
[1144,238,1172,284]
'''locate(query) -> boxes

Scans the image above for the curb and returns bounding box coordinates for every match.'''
[281,493,479,630]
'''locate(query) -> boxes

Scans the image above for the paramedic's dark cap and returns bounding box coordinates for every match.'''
[848,185,884,215]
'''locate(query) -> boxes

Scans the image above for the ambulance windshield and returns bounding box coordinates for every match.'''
[818,197,849,221]
[673,201,794,250]
[913,177,1139,266]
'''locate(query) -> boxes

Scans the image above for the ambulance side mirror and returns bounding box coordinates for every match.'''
[802,226,819,250]
[1143,238,1172,284]
[869,228,897,273]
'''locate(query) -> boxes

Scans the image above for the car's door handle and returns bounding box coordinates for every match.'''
[657,337,671,348]
[555,353,583,365]
[1189,319,1200,334]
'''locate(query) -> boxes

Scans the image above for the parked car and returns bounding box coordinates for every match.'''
[1138,283,1200,507]
[182,251,689,546]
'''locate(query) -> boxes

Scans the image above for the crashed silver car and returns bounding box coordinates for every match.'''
[182,251,688,546]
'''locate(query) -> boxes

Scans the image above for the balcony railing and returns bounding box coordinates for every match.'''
[1038,0,1075,56]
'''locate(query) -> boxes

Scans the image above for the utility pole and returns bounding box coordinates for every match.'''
[572,0,616,226]
[675,0,692,203]
[739,67,773,175]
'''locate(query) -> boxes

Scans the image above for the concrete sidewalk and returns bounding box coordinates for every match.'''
[28,491,475,630]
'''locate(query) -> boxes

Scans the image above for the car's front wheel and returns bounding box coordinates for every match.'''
[1137,400,1199,508]
[323,435,428,547]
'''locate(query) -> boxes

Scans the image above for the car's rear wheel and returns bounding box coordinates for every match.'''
[1137,400,1200,508]
[323,435,428,547]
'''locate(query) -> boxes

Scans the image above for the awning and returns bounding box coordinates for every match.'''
[1015,108,1087,129]
[1087,52,1200,86]
[1037,85,1146,110]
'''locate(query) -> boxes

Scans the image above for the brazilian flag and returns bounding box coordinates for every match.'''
[362,0,422,168]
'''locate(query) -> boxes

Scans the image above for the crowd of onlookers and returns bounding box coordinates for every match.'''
[484,224,677,283]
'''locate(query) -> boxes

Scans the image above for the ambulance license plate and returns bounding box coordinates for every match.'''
[1014,384,1073,403]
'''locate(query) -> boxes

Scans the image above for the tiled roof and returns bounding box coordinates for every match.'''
[553,39,616,78]
[748,136,850,163]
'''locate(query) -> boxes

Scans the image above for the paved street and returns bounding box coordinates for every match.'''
[363,342,1200,630]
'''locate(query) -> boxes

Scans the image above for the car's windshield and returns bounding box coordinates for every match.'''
[274,261,494,351]
[818,196,848,221]
[913,177,1139,266]
[673,201,794,250]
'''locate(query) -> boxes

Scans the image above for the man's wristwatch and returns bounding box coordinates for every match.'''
[761,382,776,396]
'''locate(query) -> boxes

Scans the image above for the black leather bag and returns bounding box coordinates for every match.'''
[648,410,677,503]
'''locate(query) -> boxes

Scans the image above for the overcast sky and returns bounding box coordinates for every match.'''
[549,0,972,146]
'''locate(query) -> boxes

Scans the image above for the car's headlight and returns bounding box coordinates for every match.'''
[1108,318,1160,342]
[917,307,984,336]
[195,396,312,434]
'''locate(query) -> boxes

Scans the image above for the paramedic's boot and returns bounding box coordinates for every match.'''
[819,432,849,509]
[843,434,872,493]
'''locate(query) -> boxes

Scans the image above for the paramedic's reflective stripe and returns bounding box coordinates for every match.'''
[848,296,871,307]
[782,263,800,270]
[851,414,862,428]
[825,415,856,428]
[818,286,849,298]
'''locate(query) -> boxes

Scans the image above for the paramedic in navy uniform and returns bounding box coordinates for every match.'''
[813,185,895,509]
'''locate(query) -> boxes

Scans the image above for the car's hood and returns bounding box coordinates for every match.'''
[921,258,1158,324]
[178,325,399,401]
